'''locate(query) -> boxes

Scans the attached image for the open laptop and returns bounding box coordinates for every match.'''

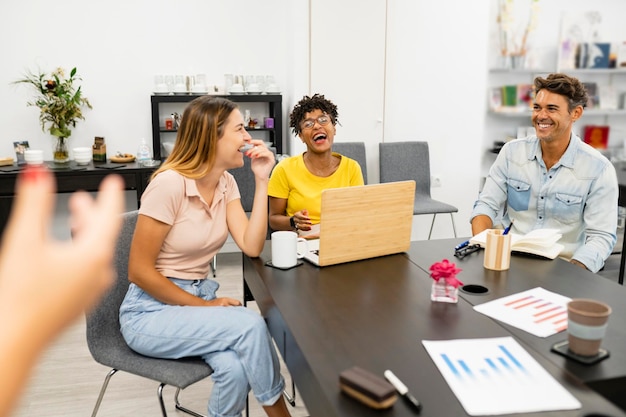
[303,180,415,266]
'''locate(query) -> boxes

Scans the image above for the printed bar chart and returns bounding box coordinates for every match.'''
[473,287,571,337]
[423,337,581,415]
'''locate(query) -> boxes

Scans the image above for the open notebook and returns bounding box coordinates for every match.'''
[303,181,415,266]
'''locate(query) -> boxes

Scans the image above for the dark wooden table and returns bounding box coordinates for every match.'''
[0,161,156,233]
[243,243,626,417]
[407,238,626,410]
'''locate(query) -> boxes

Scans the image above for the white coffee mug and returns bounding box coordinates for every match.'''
[271,231,307,268]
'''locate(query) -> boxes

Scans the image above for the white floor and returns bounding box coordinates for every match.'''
[12,252,309,417]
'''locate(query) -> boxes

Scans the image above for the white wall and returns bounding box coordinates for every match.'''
[1,0,300,159]
[1,0,625,242]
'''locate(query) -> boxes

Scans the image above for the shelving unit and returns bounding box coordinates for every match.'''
[150,94,283,160]
[483,68,626,174]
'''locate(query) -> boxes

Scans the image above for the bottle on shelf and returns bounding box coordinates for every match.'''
[137,137,153,164]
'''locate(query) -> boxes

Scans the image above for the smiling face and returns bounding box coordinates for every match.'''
[298,109,336,153]
[215,108,251,169]
[532,89,582,144]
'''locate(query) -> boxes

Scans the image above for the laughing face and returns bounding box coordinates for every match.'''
[298,109,336,152]
[532,89,581,144]
[215,108,251,169]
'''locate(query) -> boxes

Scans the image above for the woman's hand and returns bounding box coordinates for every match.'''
[245,139,275,180]
[291,209,312,231]
[204,297,242,307]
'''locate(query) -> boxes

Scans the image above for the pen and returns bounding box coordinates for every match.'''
[384,369,422,413]
[454,240,470,251]
[503,219,514,235]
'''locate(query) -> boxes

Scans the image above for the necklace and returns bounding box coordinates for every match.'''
[304,153,340,177]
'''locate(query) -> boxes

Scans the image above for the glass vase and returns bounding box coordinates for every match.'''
[430,278,459,303]
[53,136,69,164]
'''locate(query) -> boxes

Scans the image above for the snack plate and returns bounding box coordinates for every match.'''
[110,155,136,163]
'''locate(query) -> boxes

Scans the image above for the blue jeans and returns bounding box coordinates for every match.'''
[119,278,285,417]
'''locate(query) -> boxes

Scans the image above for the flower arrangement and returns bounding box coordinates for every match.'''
[14,67,92,140]
[430,259,463,303]
[497,0,541,57]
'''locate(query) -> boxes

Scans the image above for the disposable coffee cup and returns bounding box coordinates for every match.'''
[567,299,611,357]
[483,229,511,271]
[271,231,307,268]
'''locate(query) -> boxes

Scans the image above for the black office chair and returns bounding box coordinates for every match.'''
[379,141,458,239]
[86,210,214,417]
[332,141,368,184]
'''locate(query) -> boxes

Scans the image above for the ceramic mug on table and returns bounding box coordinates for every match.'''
[271,231,307,268]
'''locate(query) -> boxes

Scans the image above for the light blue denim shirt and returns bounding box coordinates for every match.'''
[471,135,618,273]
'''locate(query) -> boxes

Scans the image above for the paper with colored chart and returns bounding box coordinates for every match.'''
[423,337,581,415]
[473,287,571,337]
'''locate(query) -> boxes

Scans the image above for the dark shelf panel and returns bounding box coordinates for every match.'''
[151,94,283,160]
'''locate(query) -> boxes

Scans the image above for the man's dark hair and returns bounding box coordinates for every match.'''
[289,94,339,135]
[534,73,589,112]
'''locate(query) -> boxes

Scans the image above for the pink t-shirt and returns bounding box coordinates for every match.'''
[139,169,240,280]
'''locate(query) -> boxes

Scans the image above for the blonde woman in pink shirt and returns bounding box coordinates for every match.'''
[119,97,291,417]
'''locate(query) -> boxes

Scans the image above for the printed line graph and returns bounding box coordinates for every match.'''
[474,287,571,337]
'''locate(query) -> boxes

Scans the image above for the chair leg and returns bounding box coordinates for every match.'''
[210,256,217,277]
[90,368,119,417]
[427,213,458,239]
[157,383,169,417]
[450,213,457,238]
[428,214,437,240]
[174,387,206,417]
[283,380,296,406]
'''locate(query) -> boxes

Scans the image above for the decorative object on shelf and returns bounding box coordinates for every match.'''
[14,67,92,164]
[13,141,29,165]
[429,259,463,303]
[557,11,603,71]
[583,125,610,149]
[92,136,107,163]
[496,0,541,69]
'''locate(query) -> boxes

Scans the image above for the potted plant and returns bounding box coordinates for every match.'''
[14,67,92,163]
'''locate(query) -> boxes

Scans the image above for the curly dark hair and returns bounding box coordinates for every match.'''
[289,94,339,135]
[533,73,589,112]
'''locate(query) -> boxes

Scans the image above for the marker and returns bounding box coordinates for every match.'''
[503,219,514,235]
[454,240,470,251]
[384,370,422,413]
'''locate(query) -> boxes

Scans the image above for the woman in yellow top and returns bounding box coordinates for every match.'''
[268,94,364,236]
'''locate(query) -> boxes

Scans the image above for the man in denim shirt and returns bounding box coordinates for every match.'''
[471,73,618,273]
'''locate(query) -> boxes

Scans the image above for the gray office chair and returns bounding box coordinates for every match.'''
[379,141,458,239]
[332,141,368,184]
[86,210,214,417]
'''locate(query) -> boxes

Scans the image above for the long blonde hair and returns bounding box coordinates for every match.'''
[152,96,238,180]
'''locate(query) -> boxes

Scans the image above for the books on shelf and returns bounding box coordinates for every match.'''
[582,82,599,108]
[501,85,518,107]
[576,43,611,69]
[490,84,535,112]
[583,125,610,149]
[470,228,564,260]
[618,41,626,68]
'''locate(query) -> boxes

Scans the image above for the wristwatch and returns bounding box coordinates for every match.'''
[290,216,297,230]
